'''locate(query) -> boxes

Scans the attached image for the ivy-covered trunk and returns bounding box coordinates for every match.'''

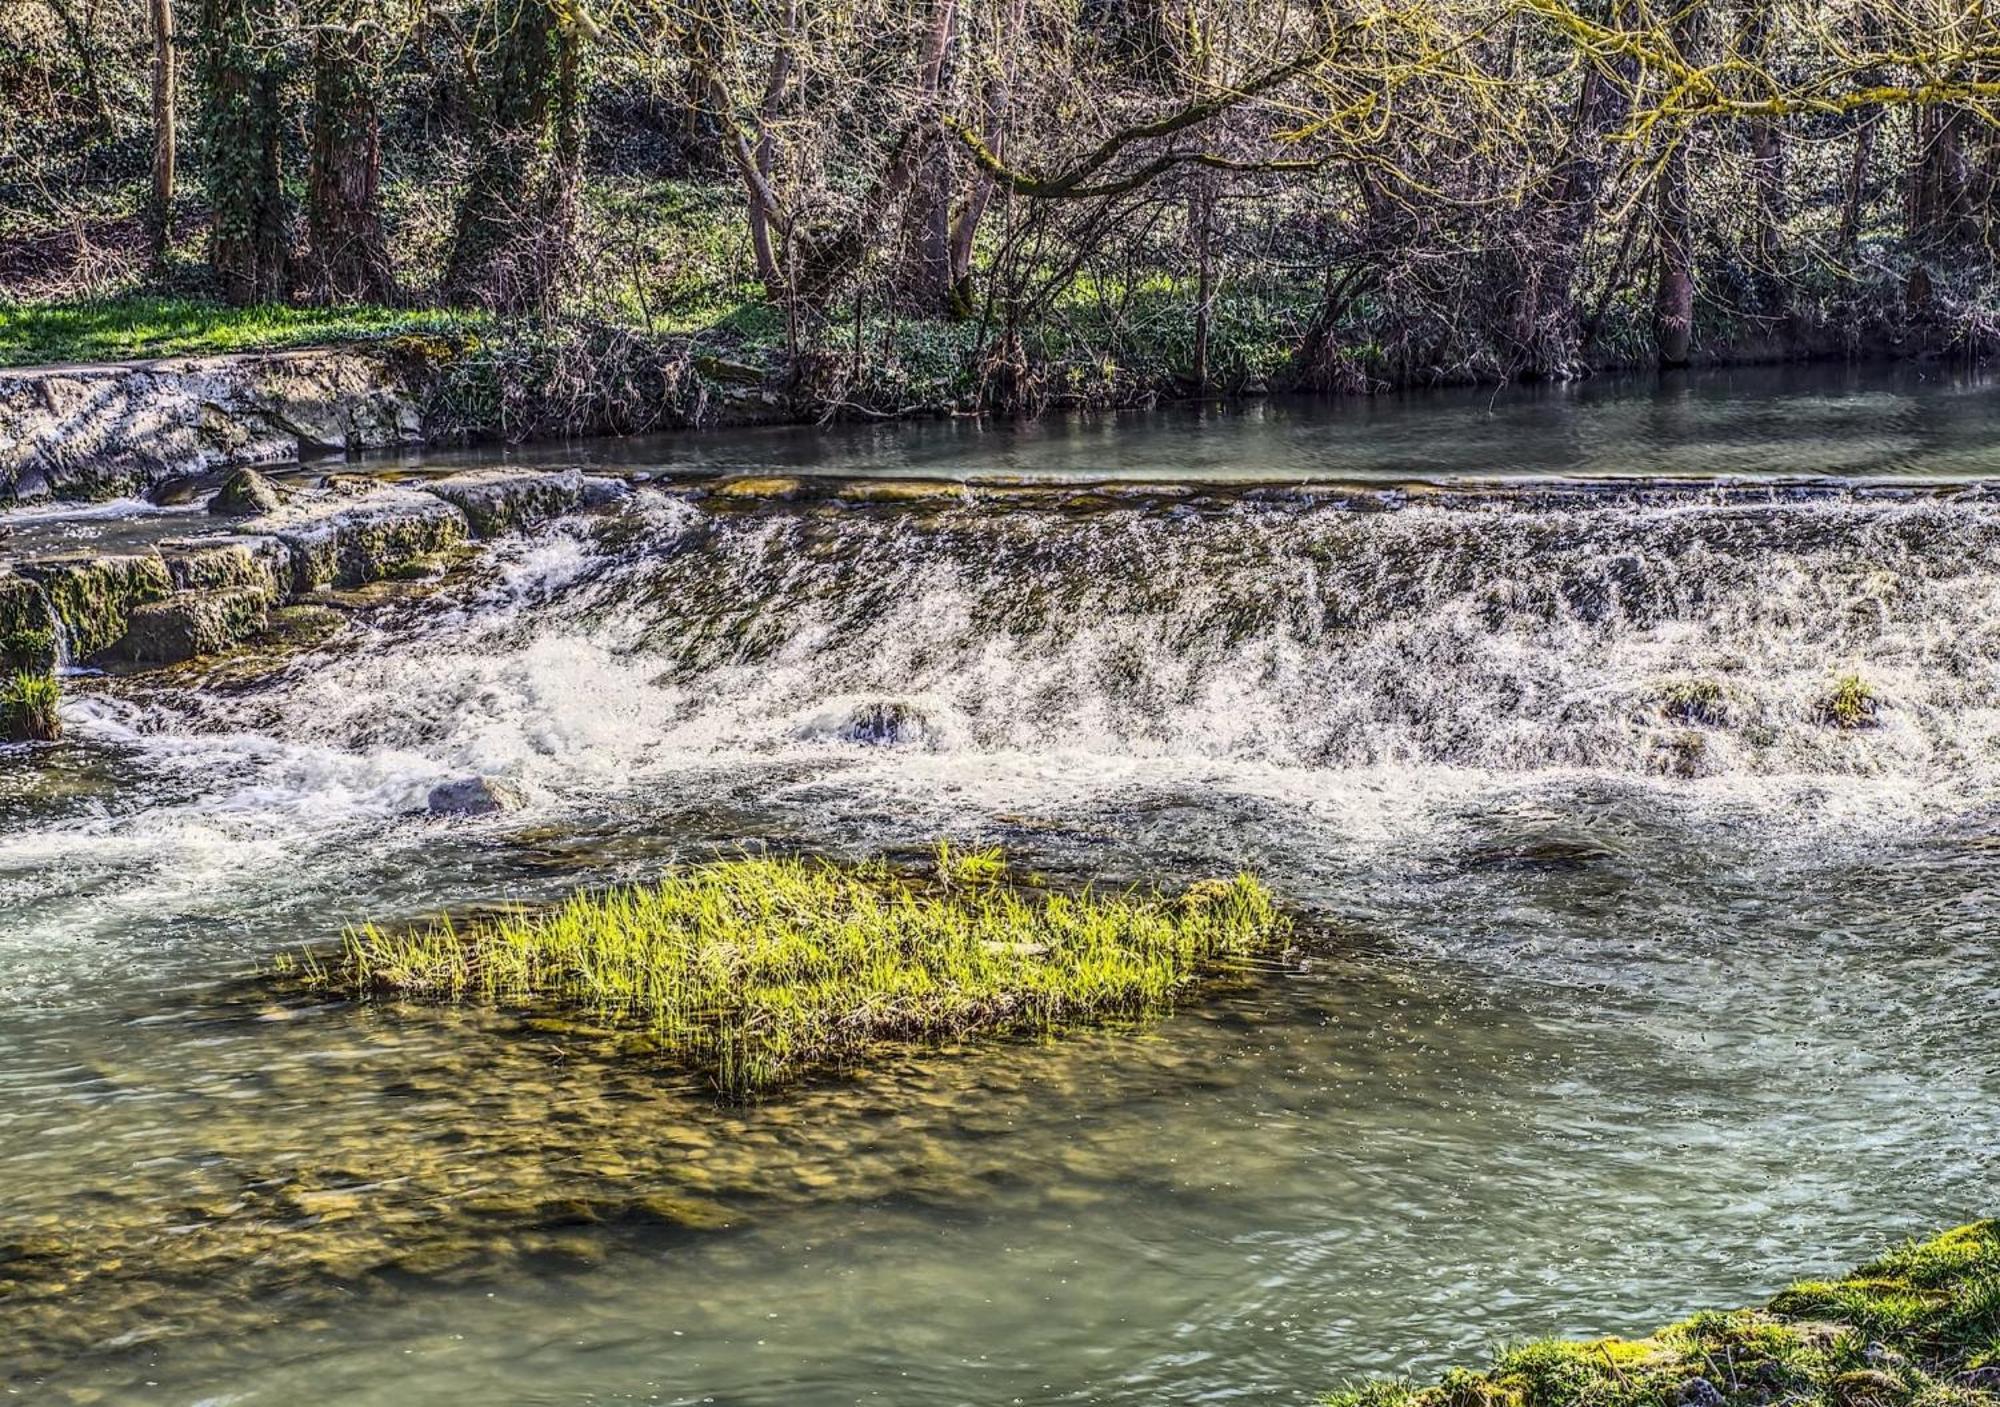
[197,0,289,305]
[442,0,581,314]
[306,0,393,303]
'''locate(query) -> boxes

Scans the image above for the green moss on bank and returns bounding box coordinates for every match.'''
[1331,1222,2000,1407]
[0,296,485,367]
[300,848,1289,1098]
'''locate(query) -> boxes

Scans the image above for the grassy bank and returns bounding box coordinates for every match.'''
[1336,1221,2000,1407]
[0,295,485,367]
[299,848,1288,1097]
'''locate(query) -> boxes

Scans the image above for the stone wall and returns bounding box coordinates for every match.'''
[0,350,424,502]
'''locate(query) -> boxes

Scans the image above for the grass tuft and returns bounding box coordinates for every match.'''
[1,669,60,742]
[1820,674,1882,730]
[1328,1222,2000,1407]
[302,850,1288,1098]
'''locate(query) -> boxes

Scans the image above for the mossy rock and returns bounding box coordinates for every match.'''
[262,604,347,650]
[710,476,805,501]
[113,587,273,665]
[16,554,173,660]
[207,467,284,517]
[1330,1223,2000,1407]
[157,538,286,595]
[0,572,56,658]
[0,624,56,674]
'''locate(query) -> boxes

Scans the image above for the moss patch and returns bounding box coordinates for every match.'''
[0,295,485,367]
[16,554,172,659]
[297,848,1289,1098]
[1330,1222,2000,1407]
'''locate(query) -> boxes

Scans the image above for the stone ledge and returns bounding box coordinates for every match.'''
[0,349,424,502]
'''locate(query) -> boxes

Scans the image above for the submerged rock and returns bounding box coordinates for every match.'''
[427,777,528,816]
[836,700,933,747]
[1655,678,1731,728]
[207,467,285,517]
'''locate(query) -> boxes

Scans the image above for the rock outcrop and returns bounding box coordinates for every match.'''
[421,467,625,536]
[0,350,423,502]
[0,469,626,670]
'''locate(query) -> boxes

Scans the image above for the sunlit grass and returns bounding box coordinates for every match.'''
[0,295,487,367]
[1,669,60,742]
[303,846,1289,1098]
[1328,1221,2000,1407]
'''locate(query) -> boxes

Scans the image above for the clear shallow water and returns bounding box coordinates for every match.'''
[4,372,2000,1403]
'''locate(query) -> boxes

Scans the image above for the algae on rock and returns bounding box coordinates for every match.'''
[15,554,173,658]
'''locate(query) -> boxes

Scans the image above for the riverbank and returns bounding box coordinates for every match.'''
[4,289,1984,504]
[1338,1222,2000,1407]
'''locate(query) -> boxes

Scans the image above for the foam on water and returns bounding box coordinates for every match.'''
[35,488,2000,824]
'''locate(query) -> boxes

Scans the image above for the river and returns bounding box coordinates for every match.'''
[2,366,1997,1403]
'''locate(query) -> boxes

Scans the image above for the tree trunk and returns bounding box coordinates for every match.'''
[148,0,177,266]
[197,0,289,305]
[1654,131,1694,367]
[947,0,1029,317]
[1907,106,1973,256]
[307,0,393,303]
[442,0,577,312]
[687,0,791,298]
[1838,110,1880,259]
[1191,171,1214,392]
[1504,1,1635,377]
[895,0,961,315]
[1743,3,1783,268]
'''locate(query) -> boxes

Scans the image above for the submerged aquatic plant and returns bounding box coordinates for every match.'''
[1329,1221,2000,1407]
[1,669,60,742]
[308,851,1287,1098]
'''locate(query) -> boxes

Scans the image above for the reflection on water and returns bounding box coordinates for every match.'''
[396,362,2000,485]
[4,371,2000,1403]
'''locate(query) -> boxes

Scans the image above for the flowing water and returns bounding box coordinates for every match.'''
[4,368,1999,1404]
